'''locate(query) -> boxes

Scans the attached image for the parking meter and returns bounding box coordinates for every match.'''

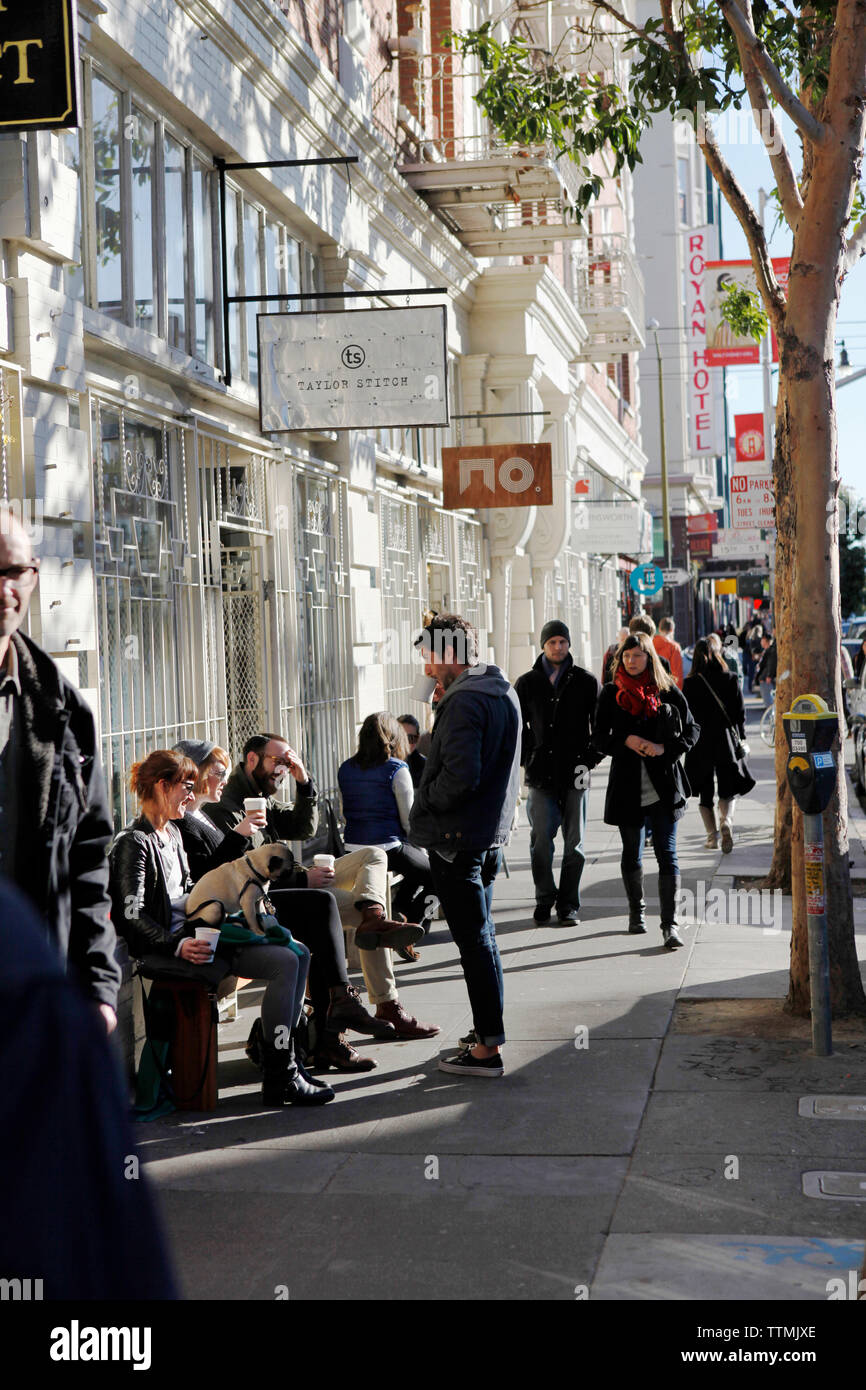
[781,693,839,1057]
[782,694,838,814]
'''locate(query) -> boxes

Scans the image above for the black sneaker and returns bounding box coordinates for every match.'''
[459,1027,478,1047]
[555,908,580,926]
[662,926,684,950]
[438,1047,504,1078]
[533,904,553,923]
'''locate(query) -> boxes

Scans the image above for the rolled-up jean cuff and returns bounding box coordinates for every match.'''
[481,1032,506,1047]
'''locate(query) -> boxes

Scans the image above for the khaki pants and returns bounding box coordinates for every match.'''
[331,847,397,1007]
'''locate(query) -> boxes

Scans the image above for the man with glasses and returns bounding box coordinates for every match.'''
[207,733,438,1054]
[0,505,120,1032]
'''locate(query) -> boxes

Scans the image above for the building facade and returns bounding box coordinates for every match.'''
[5,0,648,827]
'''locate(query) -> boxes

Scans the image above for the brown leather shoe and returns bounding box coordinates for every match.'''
[355,904,424,952]
[375,999,441,1039]
[327,983,396,1039]
[313,1032,378,1072]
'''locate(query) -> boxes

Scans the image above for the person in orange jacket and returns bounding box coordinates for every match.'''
[653,616,684,689]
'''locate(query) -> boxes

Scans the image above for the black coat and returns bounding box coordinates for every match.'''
[514,654,601,795]
[177,810,250,884]
[203,763,317,889]
[11,633,120,1010]
[410,664,520,853]
[683,666,756,798]
[109,814,193,959]
[593,683,700,826]
[755,641,777,682]
[0,876,178,1299]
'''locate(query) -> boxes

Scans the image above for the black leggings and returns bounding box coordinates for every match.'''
[387,843,436,925]
[268,888,347,1026]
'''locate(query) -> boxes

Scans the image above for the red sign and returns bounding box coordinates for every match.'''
[574,478,590,495]
[689,533,715,556]
[442,443,553,510]
[687,513,717,534]
[735,413,765,463]
[704,258,790,365]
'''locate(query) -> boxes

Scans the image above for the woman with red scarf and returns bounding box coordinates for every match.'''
[594,633,699,948]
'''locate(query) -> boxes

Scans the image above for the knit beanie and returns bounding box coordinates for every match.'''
[540,620,570,648]
[172,738,217,767]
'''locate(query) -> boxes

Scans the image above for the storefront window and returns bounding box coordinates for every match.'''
[164,135,187,348]
[92,75,123,321]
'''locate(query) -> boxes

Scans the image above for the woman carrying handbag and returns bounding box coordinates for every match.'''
[683,638,756,853]
[594,633,700,949]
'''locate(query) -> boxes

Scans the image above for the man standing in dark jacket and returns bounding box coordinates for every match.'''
[0,507,119,1030]
[410,614,520,1078]
[515,621,600,926]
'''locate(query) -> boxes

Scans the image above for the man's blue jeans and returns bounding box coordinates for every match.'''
[429,848,504,1046]
[526,786,588,912]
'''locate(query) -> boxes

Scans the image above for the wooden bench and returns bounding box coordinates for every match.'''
[142,975,219,1113]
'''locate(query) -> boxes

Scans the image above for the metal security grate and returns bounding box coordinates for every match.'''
[221,546,265,762]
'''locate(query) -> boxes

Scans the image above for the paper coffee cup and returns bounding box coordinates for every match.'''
[410,672,438,703]
[243,797,267,820]
[313,854,335,871]
[194,926,221,961]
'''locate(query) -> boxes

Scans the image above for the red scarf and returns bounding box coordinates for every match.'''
[614,665,661,719]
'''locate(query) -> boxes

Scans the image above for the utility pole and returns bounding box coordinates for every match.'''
[650,319,671,569]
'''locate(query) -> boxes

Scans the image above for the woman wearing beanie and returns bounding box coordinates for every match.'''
[172,739,262,880]
[594,634,700,948]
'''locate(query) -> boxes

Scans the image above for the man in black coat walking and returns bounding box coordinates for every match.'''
[514,621,601,925]
[0,507,120,1029]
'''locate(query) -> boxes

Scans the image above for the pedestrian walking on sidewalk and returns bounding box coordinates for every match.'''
[653,616,684,689]
[594,633,700,949]
[683,639,755,852]
[514,620,600,925]
[410,614,520,1078]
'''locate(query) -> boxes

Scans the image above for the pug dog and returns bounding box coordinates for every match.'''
[186,843,295,936]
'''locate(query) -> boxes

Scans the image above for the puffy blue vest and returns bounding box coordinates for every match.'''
[338,757,406,844]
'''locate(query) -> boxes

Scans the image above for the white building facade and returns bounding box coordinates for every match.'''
[5,0,648,826]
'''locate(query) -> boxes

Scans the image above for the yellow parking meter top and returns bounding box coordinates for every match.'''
[782,694,835,721]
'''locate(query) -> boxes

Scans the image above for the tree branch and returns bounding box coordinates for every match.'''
[698,113,787,336]
[717,0,827,146]
[732,0,803,230]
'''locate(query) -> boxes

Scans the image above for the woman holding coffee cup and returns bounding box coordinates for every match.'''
[109,749,334,1107]
[171,740,265,883]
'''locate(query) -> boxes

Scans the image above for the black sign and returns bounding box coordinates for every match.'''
[0,0,78,131]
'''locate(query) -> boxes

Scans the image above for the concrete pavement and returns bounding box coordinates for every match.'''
[139,698,866,1300]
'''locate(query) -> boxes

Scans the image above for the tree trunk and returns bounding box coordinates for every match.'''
[764,379,793,893]
[777,137,866,1017]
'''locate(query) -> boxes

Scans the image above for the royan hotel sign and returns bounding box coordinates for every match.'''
[257,306,448,432]
[0,0,79,131]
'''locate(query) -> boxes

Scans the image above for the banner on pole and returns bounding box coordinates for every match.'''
[734,413,766,464]
[258,306,448,432]
[704,258,790,365]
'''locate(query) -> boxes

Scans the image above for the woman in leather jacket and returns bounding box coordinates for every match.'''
[109,749,332,1107]
[594,633,700,949]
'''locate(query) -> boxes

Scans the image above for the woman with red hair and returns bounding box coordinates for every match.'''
[594,634,700,949]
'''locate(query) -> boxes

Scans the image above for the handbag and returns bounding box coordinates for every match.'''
[698,674,748,761]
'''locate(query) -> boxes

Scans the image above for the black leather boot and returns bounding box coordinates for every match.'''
[659,873,684,950]
[622,869,646,934]
[292,1030,330,1090]
[261,1039,335,1106]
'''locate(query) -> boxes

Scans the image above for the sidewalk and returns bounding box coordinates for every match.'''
[140,698,866,1300]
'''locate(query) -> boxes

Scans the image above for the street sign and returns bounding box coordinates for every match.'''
[441,442,552,510]
[630,563,664,596]
[571,500,646,554]
[661,568,690,585]
[730,473,775,529]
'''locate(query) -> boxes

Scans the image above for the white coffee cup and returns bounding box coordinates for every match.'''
[194,926,221,961]
[410,672,438,703]
[313,854,335,872]
[243,796,268,823]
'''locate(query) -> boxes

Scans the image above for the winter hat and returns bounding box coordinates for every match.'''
[540,620,570,648]
[172,738,217,767]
